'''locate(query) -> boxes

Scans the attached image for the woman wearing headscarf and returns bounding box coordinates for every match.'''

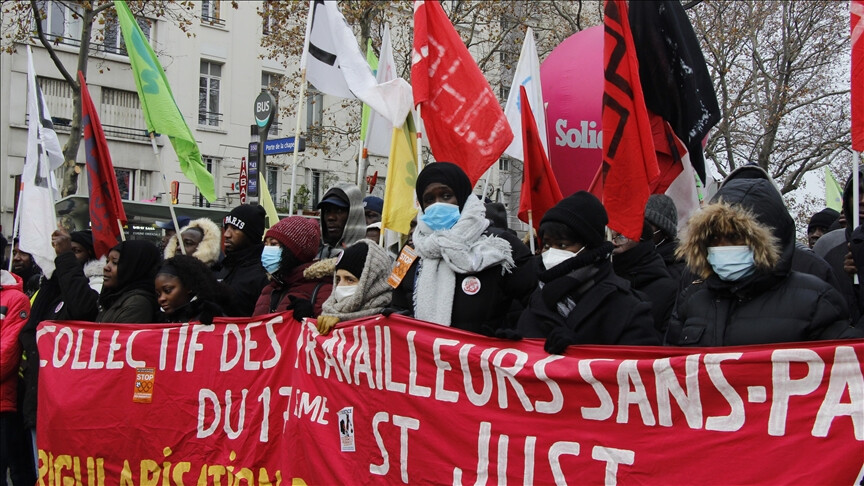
[155,255,229,323]
[316,240,393,335]
[163,217,223,269]
[253,216,332,317]
[390,162,535,334]
[97,240,161,323]
[517,192,659,352]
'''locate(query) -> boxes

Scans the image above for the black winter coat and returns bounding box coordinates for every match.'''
[213,244,267,317]
[612,240,676,334]
[391,231,536,334]
[517,246,659,346]
[654,239,686,283]
[18,252,100,428]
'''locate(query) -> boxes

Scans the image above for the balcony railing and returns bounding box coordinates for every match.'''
[198,111,223,128]
[201,15,226,27]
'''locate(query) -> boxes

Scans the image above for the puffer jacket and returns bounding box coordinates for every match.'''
[97,288,160,324]
[164,217,223,268]
[612,240,676,334]
[518,244,659,346]
[655,239,686,283]
[1,270,29,412]
[213,244,268,317]
[667,203,860,346]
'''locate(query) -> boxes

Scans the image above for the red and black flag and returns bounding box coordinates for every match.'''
[628,0,720,184]
[518,86,563,231]
[601,0,659,240]
[80,71,127,257]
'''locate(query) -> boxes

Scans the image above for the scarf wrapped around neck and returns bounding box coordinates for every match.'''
[412,196,514,326]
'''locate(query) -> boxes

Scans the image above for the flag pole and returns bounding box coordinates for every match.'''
[356,139,365,188]
[117,219,126,242]
[527,209,535,254]
[149,132,186,255]
[415,105,423,176]
[8,181,23,271]
[289,67,308,215]
[855,151,860,285]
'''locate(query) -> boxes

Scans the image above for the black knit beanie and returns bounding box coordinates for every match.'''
[644,194,678,239]
[336,241,369,279]
[224,204,266,243]
[541,191,608,248]
[70,230,96,259]
[808,208,840,233]
[415,162,473,211]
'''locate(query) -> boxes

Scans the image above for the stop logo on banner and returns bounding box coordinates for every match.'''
[541,25,604,197]
[239,158,248,204]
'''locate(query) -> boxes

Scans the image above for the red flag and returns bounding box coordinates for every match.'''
[80,71,127,258]
[412,0,513,186]
[853,0,864,151]
[601,0,659,240]
[517,86,563,231]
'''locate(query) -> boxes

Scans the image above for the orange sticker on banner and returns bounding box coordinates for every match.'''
[387,245,418,288]
[133,367,155,403]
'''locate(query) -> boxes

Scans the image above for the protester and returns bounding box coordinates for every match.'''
[0,234,8,270]
[155,255,229,323]
[97,240,161,323]
[10,240,41,298]
[163,217,223,268]
[807,208,840,249]
[1,269,33,486]
[610,224,676,334]
[253,216,332,317]
[363,196,384,225]
[644,194,685,282]
[214,204,268,317]
[365,222,382,243]
[390,162,535,333]
[156,216,191,252]
[317,240,393,335]
[667,202,860,346]
[317,183,366,259]
[16,228,103,481]
[517,192,659,351]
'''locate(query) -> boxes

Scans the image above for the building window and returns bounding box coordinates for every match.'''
[306,84,324,145]
[311,170,322,209]
[196,157,219,207]
[101,11,151,56]
[115,168,134,200]
[199,61,222,127]
[262,1,276,35]
[261,72,281,136]
[201,0,225,26]
[100,88,148,140]
[499,158,510,172]
[266,166,278,203]
[33,1,82,43]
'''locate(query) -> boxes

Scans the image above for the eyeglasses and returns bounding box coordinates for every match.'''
[611,234,630,245]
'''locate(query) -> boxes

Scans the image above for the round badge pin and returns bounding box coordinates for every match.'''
[461,276,481,295]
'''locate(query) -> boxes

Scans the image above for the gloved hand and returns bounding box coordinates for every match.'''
[287,296,315,322]
[380,307,409,317]
[317,315,340,335]
[495,328,523,341]
[544,326,576,354]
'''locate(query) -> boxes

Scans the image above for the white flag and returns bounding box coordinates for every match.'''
[18,46,63,278]
[503,27,547,160]
[365,24,398,157]
[300,1,411,129]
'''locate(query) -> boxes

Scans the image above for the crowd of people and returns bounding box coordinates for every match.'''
[1,161,863,482]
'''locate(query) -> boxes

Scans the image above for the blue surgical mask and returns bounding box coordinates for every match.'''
[261,245,282,274]
[707,245,756,281]
[419,203,461,231]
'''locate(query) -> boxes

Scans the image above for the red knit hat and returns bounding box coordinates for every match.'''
[264,216,320,263]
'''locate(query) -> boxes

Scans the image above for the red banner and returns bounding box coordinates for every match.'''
[37,315,864,484]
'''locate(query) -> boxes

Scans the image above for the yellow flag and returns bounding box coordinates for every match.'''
[381,114,419,234]
[260,172,280,230]
[825,166,843,212]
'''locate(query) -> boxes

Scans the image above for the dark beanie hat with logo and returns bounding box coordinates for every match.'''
[644,194,678,239]
[541,191,608,248]
[336,241,369,279]
[224,204,266,243]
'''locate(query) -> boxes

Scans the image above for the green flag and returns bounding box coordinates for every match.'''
[114,1,215,202]
[825,166,843,211]
[359,39,379,142]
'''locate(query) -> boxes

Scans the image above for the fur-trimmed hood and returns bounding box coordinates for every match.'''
[164,217,222,266]
[84,256,106,294]
[677,202,780,280]
[304,257,337,280]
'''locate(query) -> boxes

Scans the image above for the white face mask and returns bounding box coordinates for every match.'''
[542,247,584,270]
[333,284,358,303]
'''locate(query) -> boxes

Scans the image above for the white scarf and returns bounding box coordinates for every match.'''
[412,196,514,326]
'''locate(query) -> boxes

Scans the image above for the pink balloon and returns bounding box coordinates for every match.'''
[541,25,603,197]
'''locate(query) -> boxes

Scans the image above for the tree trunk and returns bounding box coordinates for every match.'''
[60,7,95,197]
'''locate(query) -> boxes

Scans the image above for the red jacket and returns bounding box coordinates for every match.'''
[253,263,332,317]
[1,270,30,412]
